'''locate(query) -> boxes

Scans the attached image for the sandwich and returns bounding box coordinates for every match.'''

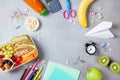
[11,35,36,57]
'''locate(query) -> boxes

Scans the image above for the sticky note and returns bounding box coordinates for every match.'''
[43,61,80,80]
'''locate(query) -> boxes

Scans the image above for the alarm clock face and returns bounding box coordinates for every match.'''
[87,45,96,54]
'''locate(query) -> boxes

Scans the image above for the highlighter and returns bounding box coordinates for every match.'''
[23,0,47,16]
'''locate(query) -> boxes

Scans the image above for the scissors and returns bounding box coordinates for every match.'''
[63,0,76,19]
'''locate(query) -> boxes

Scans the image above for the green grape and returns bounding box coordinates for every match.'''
[5,55,9,58]
[10,51,13,54]
[6,46,9,49]
[1,42,14,58]
[7,44,11,47]
[9,55,12,58]
[2,48,6,51]
[7,52,11,55]
[4,51,7,54]
[8,47,13,50]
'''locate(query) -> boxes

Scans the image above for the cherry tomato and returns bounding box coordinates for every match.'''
[16,56,23,63]
[0,55,4,59]
[14,62,19,67]
[11,56,17,62]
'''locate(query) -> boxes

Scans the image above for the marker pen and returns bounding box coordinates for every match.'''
[23,0,47,16]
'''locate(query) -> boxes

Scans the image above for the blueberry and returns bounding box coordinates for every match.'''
[8,61,13,66]
[4,60,9,64]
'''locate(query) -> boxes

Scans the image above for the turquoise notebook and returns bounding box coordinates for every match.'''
[43,61,80,80]
[48,68,76,80]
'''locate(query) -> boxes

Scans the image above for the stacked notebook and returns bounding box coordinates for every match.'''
[43,61,80,80]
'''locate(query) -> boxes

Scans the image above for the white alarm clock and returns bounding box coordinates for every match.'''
[85,42,97,55]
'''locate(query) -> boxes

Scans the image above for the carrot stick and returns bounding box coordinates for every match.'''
[22,50,36,59]
[21,54,35,63]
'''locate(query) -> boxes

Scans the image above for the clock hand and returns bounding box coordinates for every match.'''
[89,48,92,52]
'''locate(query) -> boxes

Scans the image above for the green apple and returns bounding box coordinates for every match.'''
[86,67,102,80]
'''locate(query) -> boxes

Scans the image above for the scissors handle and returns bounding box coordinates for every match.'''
[63,10,69,19]
[63,10,76,19]
[70,10,76,18]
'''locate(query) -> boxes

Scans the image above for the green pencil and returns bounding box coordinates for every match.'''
[32,67,43,80]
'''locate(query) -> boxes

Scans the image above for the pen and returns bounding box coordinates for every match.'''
[66,0,71,13]
[32,67,43,80]
[20,66,29,80]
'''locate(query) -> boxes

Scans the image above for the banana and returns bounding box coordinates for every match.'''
[78,0,94,28]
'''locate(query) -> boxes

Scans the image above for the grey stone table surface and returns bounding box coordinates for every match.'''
[0,0,120,80]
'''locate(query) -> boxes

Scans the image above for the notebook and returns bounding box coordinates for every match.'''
[43,61,80,80]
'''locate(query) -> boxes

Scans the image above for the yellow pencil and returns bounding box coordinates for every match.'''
[37,75,42,80]
[33,67,43,80]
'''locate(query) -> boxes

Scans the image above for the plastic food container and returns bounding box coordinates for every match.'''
[0,58,14,72]
[0,34,38,72]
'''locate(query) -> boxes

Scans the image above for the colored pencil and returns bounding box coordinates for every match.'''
[22,66,32,80]
[20,66,29,80]
[37,75,42,80]
[31,59,40,71]
[27,68,38,80]
[31,69,38,79]
[25,59,40,80]
[32,67,43,80]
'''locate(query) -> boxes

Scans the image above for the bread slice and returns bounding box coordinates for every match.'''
[11,34,31,46]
